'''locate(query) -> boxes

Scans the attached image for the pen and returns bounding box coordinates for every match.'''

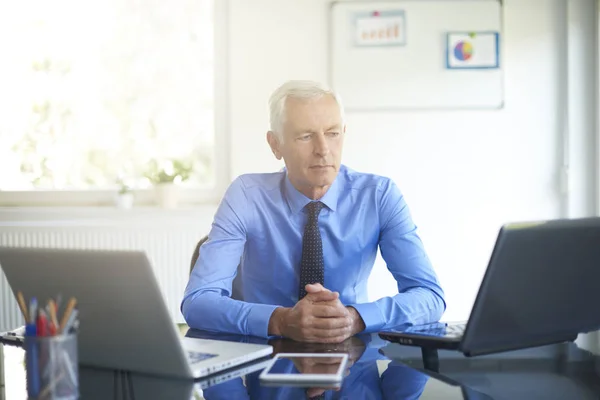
[25,298,40,397]
[61,349,78,388]
[25,297,37,337]
[63,309,79,334]
[36,310,48,337]
[29,297,38,325]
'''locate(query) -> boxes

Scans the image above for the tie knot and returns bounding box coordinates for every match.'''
[306,201,324,221]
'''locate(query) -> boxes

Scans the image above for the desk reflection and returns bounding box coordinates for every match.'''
[186,329,429,400]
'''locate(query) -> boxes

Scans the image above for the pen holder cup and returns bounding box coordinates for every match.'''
[25,333,79,400]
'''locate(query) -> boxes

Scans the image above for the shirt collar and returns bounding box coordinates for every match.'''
[283,168,343,214]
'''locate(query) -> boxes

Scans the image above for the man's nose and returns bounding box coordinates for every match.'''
[313,134,330,157]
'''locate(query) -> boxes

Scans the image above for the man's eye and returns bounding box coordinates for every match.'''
[299,135,311,141]
[327,132,340,137]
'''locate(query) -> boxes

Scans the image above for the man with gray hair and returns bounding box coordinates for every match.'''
[182,80,445,343]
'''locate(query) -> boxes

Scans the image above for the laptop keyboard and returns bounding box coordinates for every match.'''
[406,322,466,338]
[187,351,218,365]
[445,323,466,336]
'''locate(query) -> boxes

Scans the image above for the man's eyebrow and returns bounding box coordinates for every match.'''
[294,125,341,135]
[294,129,318,135]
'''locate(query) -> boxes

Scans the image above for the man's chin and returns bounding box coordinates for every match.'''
[307,180,333,192]
[303,168,338,189]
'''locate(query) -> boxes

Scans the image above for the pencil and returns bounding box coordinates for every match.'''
[38,370,65,399]
[17,291,29,322]
[59,297,77,334]
[48,299,59,334]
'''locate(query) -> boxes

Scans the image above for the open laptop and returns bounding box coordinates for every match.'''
[379,217,600,356]
[0,248,273,379]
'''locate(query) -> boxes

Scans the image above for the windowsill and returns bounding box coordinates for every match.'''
[0,205,219,227]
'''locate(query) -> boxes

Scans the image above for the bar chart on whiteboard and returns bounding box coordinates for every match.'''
[354,9,406,47]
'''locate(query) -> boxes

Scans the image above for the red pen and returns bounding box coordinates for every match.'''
[36,310,48,337]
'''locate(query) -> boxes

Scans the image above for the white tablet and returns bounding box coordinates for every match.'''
[259,353,348,385]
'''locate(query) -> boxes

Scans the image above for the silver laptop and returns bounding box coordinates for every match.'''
[0,247,272,379]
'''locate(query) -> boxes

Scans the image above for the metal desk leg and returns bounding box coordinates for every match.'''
[421,347,440,373]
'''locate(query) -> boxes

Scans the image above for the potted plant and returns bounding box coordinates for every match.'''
[113,175,135,209]
[115,182,134,209]
[144,159,194,208]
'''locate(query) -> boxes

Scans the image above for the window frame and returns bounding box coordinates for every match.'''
[0,0,229,207]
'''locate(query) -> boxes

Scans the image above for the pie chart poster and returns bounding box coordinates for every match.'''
[446,32,500,69]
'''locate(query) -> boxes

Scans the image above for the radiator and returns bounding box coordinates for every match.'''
[0,225,206,332]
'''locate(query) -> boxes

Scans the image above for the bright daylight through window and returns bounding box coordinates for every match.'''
[0,0,215,194]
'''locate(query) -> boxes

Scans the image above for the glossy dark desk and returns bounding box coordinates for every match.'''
[2,329,599,399]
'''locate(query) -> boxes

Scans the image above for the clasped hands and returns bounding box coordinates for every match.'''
[268,283,366,343]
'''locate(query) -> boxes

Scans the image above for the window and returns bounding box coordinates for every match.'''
[0,0,221,205]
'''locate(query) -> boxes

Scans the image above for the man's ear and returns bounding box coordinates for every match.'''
[267,131,283,160]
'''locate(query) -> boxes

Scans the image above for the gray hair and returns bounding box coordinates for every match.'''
[268,80,345,141]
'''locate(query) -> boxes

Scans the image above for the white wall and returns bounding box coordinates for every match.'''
[228,0,597,322]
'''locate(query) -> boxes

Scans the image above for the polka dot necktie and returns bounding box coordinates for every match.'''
[299,201,325,300]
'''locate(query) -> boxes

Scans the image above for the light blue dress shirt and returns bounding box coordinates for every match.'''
[182,165,446,338]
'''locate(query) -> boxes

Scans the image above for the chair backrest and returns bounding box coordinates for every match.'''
[190,236,243,301]
[190,236,208,273]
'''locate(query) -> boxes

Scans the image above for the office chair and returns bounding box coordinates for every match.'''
[190,236,243,301]
[190,236,208,273]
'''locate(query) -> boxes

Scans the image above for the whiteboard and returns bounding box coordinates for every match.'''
[329,0,503,110]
